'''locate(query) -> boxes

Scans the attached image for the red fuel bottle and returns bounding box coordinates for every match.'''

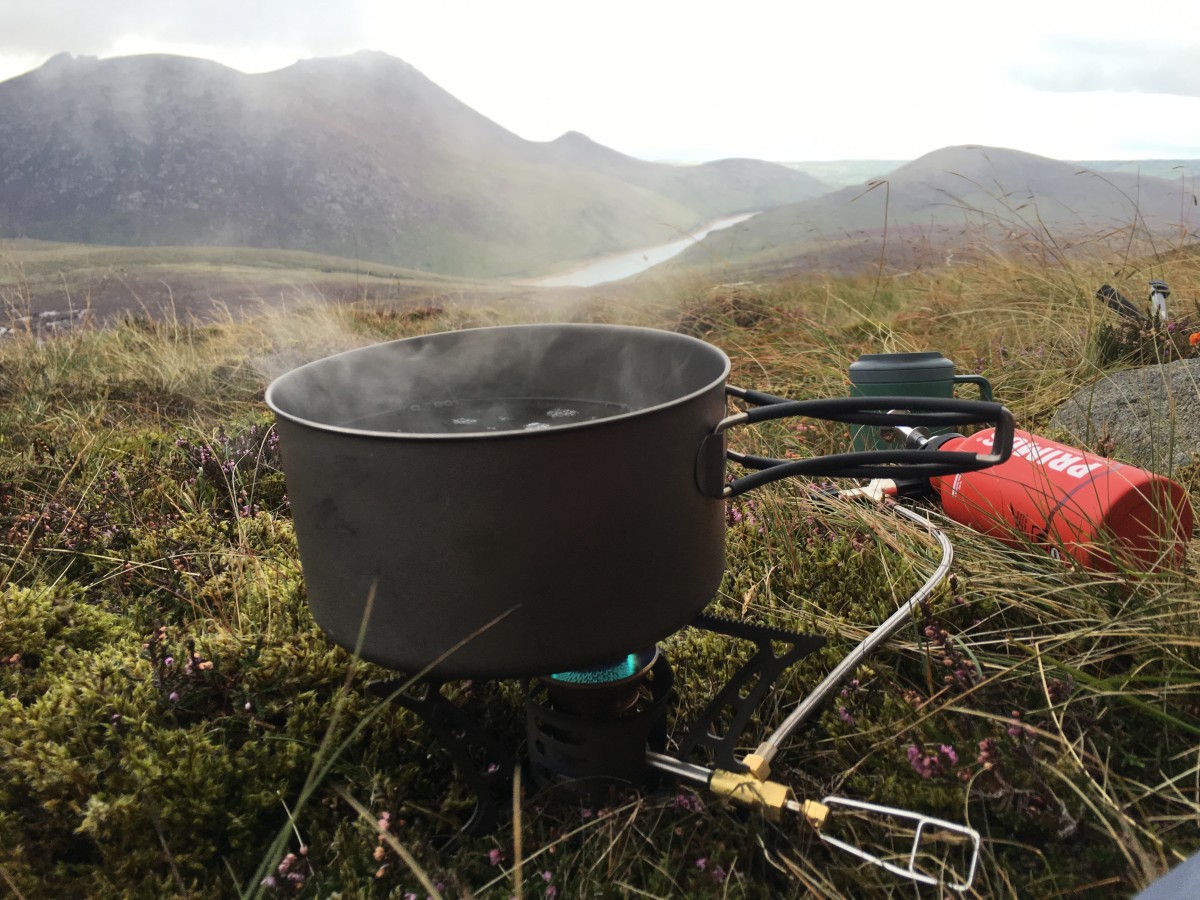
[899,427,1193,572]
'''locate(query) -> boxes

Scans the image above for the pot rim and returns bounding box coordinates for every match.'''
[265,322,733,441]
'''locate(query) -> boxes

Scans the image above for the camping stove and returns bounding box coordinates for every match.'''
[369,613,824,836]
[359,504,983,892]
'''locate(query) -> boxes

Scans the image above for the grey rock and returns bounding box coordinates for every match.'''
[1049,358,1200,474]
[0,308,88,339]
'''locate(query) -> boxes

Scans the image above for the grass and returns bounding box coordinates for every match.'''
[0,245,1197,898]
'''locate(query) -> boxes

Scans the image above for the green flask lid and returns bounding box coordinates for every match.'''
[849,352,953,384]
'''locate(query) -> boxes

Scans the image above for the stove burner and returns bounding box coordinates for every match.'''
[549,647,658,685]
[544,648,660,717]
[527,652,673,802]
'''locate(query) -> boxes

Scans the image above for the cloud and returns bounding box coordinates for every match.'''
[1011,39,1200,98]
[0,0,369,57]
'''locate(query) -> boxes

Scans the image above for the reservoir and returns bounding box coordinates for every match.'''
[520,212,758,287]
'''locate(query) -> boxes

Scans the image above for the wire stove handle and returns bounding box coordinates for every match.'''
[644,752,981,892]
[800,795,981,893]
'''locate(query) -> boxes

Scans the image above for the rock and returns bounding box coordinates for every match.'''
[0,309,89,339]
[1049,358,1200,473]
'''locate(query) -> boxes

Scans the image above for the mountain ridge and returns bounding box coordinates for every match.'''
[0,52,827,277]
[670,144,1199,277]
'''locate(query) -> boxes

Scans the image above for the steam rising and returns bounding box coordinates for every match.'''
[250,297,386,386]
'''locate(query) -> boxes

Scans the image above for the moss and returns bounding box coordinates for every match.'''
[0,583,138,695]
[0,572,420,896]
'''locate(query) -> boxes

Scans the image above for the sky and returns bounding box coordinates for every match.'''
[1,0,1198,163]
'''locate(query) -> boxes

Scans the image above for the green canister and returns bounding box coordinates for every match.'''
[849,352,993,451]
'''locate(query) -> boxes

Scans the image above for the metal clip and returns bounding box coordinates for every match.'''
[808,796,981,893]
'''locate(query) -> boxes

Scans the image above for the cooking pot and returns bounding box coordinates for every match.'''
[266,323,1012,678]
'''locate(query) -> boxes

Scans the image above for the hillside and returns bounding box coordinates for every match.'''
[0,52,826,278]
[0,239,519,328]
[672,145,1200,277]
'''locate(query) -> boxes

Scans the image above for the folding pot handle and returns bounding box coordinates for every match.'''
[706,387,1015,499]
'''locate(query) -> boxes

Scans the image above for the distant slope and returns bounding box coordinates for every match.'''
[1074,159,1200,182]
[0,238,514,327]
[0,52,827,278]
[673,145,1199,277]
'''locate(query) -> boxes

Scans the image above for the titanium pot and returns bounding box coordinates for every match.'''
[265,323,1012,678]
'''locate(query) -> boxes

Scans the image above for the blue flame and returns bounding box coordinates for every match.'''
[550,652,648,685]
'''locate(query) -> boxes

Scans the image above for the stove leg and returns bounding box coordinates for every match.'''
[676,614,825,771]
[369,678,513,837]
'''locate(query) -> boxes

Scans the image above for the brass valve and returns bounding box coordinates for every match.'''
[707,769,829,829]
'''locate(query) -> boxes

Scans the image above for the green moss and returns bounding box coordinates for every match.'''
[0,583,137,694]
[0,589,423,896]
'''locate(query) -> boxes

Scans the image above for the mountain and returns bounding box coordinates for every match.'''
[0,51,827,278]
[673,145,1199,277]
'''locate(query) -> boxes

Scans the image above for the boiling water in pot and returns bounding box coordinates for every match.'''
[348,397,633,434]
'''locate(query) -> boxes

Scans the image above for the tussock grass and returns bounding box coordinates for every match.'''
[0,249,1197,898]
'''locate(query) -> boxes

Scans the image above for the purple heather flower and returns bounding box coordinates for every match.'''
[1007,710,1028,738]
[672,792,704,812]
[907,745,939,779]
[695,857,707,871]
[168,691,180,702]
[940,744,959,765]
[977,738,998,768]
[488,848,503,866]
